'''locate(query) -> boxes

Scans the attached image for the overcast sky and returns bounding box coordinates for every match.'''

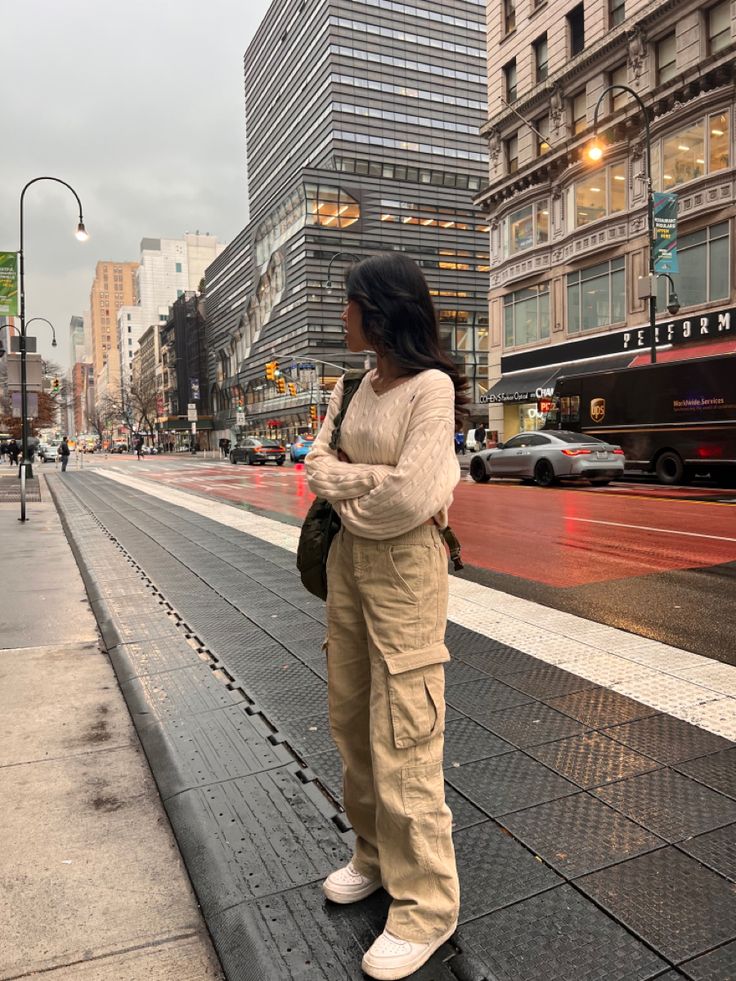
[3,0,272,369]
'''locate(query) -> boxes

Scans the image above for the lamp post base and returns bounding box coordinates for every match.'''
[17,462,33,480]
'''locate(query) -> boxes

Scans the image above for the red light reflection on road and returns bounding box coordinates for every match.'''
[144,467,736,587]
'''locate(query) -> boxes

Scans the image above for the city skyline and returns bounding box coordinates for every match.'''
[2,0,271,370]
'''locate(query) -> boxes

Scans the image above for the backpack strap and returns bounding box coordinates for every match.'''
[329,369,367,451]
[441,525,464,571]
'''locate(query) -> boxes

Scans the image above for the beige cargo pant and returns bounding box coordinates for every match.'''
[325,523,459,942]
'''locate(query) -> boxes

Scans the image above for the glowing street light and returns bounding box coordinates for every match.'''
[587,85,659,364]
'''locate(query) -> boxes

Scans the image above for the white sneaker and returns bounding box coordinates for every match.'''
[361,923,457,980]
[322,861,382,904]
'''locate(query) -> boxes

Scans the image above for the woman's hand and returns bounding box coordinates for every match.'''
[337,448,352,463]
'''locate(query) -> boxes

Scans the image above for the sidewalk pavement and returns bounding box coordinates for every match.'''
[4,466,736,980]
[0,477,223,980]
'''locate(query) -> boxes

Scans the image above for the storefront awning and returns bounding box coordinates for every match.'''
[482,366,560,404]
[484,353,639,405]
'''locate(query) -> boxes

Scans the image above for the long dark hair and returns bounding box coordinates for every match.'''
[345,253,469,423]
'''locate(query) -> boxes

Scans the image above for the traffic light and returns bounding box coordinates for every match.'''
[310,405,317,421]
[276,377,286,394]
[51,377,60,394]
[287,382,297,397]
[265,361,276,381]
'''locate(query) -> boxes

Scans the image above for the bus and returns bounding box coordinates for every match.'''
[545,353,736,484]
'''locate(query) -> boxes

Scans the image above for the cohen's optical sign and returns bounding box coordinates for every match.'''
[653,192,679,275]
[0,252,18,317]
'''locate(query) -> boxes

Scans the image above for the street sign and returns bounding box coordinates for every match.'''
[6,352,43,392]
[187,403,198,421]
[11,392,38,418]
[191,422,197,435]
[236,410,246,426]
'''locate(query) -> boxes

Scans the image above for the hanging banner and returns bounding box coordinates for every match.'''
[652,192,679,274]
[0,252,19,316]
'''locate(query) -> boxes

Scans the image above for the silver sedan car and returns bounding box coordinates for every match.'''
[469,430,625,487]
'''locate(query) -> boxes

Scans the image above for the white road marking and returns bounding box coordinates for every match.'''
[569,516,736,544]
[95,468,736,740]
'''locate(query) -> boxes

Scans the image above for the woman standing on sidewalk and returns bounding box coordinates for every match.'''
[306,253,466,980]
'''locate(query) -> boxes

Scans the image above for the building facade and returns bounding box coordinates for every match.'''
[89,261,138,391]
[68,315,86,366]
[160,292,211,448]
[117,305,147,388]
[205,0,489,444]
[478,0,735,439]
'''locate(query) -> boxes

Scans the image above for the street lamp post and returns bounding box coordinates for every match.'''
[15,176,88,520]
[323,251,361,291]
[587,85,659,363]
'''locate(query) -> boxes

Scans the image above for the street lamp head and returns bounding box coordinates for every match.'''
[52,338,58,347]
[586,139,605,163]
[667,292,681,316]
[75,221,89,242]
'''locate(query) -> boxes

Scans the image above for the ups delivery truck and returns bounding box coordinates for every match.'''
[545,353,736,484]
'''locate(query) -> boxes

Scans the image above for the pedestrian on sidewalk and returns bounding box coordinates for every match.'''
[474,423,486,451]
[59,437,70,472]
[8,438,19,466]
[135,435,144,460]
[454,429,465,455]
[306,252,465,981]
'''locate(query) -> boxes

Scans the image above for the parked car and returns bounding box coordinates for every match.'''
[290,435,315,462]
[469,430,625,487]
[230,437,286,466]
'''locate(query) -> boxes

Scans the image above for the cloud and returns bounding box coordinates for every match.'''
[2,0,271,369]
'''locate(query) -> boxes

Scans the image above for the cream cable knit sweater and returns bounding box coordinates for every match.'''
[306,368,460,540]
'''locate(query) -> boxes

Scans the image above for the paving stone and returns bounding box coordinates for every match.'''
[443,658,489,687]
[528,732,661,789]
[455,821,561,922]
[675,746,736,800]
[446,752,578,817]
[500,792,664,877]
[444,786,488,832]
[456,646,545,678]
[165,765,351,916]
[681,939,736,980]
[123,663,244,723]
[603,713,735,765]
[443,717,513,768]
[307,750,343,801]
[545,687,658,728]
[476,700,589,748]
[677,823,736,882]
[445,677,534,719]
[500,663,598,699]
[593,768,736,843]
[458,884,666,981]
[578,847,736,963]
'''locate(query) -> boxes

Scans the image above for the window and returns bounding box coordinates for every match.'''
[127,325,132,333]
[305,184,360,228]
[657,34,677,83]
[568,3,585,56]
[567,257,625,333]
[610,0,625,26]
[504,286,550,347]
[534,34,548,82]
[610,64,628,111]
[504,0,516,34]
[506,133,519,174]
[572,91,587,134]
[536,116,551,155]
[501,200,549,255]
[573,162,626,226]
[504,59,517,101]
[709,1,731,52]
[175,262,182,273]
[652,111,730,190]
[657,222,729,310]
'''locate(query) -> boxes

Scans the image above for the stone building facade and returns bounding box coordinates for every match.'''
[478,0,735,439]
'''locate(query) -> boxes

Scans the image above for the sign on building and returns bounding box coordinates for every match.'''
[187,402,198,422]
[652,192,679,275]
